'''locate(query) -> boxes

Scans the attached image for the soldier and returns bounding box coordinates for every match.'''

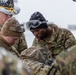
[26,11,76,58]
[0,47,31,75]
[0,17,25,57]
[0,0,27,53]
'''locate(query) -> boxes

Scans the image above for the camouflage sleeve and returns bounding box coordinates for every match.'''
[13,33,28,53]
[21,46,55,64]
[64,29,76,49]
[32,38,38,46]
[21,47,61,75]
[56,45,76,75]
[22,59,52,75]
[22,58,62,75]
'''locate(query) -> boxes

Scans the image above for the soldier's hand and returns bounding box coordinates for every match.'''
[45,59,55,66]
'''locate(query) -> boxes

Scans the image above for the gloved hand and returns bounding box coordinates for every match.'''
[45,59,55,66]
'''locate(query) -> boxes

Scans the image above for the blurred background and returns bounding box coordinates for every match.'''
[15,0,76,47]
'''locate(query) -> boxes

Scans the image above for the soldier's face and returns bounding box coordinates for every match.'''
[31,28,47,40]
[0,12,12,25]
[3,36,19,45]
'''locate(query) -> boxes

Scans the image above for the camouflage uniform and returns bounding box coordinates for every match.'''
[21,45,76,75]
[0,47,31,75]
[21,46,58,75]
[21,46,53,64]
[55,45,76,75]
[32,23,76,58]
[0,0,28,53]
[22,59,52,75]
[13,34,28,53]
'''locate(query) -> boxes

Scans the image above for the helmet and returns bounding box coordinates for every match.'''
[0,0,20,15]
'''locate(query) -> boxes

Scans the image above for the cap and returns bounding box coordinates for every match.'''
[1,17,25,37]
[27,11,48,30]
[0,0,20,15]
[30,11,47,22]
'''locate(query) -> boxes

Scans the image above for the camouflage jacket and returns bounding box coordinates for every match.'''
[32,23,76,58]
[0,35,20,57]
[21,46,53,63]
[21,46,60,75]
[21,45,76,75]
[13,33,28,53]
[55,45,76,75]
[22,59,54,75]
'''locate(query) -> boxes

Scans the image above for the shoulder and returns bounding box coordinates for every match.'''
[56,45,76,64]
[48,23,58,28]
[60,27,72,33]
[56,45,76,75]
[48,23,71,33]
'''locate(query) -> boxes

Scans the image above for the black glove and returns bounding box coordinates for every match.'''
[45,59,55,66]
